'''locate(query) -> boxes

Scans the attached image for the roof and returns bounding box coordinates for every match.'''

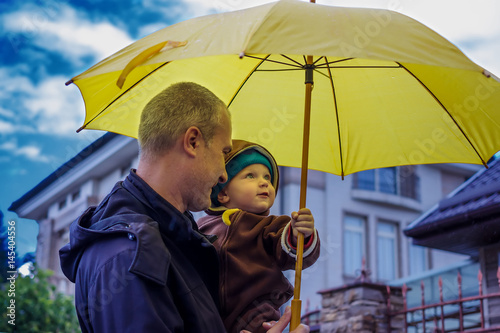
[8,132,118,213]
[404,157,500,256]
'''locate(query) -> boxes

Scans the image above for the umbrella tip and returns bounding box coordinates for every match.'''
[239,51,245,59]
[65,79,73,86]
[483,69,500,83]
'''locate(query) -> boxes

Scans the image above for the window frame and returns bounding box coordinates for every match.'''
[376,219,400,281]
[352,166,419,200]
[343,213,368,278]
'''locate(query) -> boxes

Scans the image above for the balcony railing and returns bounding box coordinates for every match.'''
[387,267,500,332]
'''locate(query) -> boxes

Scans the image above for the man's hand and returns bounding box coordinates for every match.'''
[240,306,310,333]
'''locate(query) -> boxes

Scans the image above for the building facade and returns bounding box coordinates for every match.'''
[404,156,500,328]
[9,133,480,310]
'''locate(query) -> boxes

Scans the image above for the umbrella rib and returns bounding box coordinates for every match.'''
[244,54,303,68]
[313,69,334,80]
[280,54,307,67]
[397,62,488,167]
[77,62,170,132]
[325,57,345,179]
[228,55,271,108]
[316,65,401,69]
[312,56,325,66]
[316,57,355,67]
[255,68,304,72]
[312,57,360,69]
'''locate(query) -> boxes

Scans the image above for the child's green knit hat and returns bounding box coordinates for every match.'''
[210,140,279,209]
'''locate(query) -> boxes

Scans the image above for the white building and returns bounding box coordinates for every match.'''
[9,133,480,310]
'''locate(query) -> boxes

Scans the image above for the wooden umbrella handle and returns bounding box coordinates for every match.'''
[290,53,314,330]
[290,232,305,329]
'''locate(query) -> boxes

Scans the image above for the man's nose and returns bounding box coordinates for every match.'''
[219,169,228,184]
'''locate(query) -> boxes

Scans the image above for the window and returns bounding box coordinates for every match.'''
[399,166,419,199]
[58,198,67,210]
[377,221,399,281]
[355,169,375,191]
[409,243,428,275]
[353,166,419,200]
[343,214,367,276]
[71,190,80,202]
[379,168,396,194]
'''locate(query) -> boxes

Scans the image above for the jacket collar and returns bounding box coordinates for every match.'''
[124,169,196,240]
[60,170,210,285]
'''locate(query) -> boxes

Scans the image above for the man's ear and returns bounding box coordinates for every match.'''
[217,188,230,204]
[183,126,202,157]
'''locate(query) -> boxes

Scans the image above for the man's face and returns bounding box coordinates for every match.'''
[187,110,232,212]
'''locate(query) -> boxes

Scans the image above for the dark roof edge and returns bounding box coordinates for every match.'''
[8,132,118,213]
[405,158,497,232]
[404,202,500,237]
[439,179,500,210]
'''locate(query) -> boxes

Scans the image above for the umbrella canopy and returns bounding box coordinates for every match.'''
[68,0,500,178]
[66,0,500,327]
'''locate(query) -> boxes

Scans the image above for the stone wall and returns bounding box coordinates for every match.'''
[318,282,404,333]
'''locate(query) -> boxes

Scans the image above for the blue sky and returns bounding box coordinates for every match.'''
[1,0,500,258]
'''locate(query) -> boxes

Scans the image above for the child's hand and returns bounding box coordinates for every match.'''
[291,208,314,239]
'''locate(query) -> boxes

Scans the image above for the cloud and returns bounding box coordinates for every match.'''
[0,120,34,135]
[180,0,276,13]
[0,3,138,138]
[459,34,500,77]
[25,76,84,130]
[18,146,50,163]
[3,3,134,66]
[0,107,15,118]
[0,120,16,134]
[137,23,169,39]
[0,66,84,136]
[0,140,51,163]
[392,0,500,42]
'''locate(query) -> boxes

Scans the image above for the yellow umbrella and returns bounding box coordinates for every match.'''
[66,0,500,328]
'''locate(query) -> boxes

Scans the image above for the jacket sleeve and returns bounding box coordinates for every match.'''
[81,249,182,333]
[259,215,320,270]
[280,222,320,269]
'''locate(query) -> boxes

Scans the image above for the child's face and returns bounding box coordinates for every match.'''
[220,163,276,214]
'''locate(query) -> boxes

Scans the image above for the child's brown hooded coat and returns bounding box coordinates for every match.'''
[198,140,320,333]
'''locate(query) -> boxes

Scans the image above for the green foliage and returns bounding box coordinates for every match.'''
[0,210,16,283]
[0,266,80,332]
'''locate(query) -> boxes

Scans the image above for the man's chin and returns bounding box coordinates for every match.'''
[187,200,210,213]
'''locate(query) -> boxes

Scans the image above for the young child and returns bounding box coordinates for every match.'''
[197,139,320,333]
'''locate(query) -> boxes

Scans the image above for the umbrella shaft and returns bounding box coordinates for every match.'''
[290,57,314,329]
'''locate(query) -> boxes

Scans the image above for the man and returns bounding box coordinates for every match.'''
[59,82,309,332]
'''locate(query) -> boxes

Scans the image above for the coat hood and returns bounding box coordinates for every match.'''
[59,171,200,285]
[59,205,172,284]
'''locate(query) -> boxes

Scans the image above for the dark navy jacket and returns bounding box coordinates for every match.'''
[59,170,225,332]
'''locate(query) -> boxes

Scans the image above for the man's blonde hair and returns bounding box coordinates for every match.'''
[138,82,228,160]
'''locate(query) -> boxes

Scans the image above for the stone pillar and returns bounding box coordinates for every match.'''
[318,282,404,333]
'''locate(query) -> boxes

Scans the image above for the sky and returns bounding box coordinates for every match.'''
[1,0,499,259]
